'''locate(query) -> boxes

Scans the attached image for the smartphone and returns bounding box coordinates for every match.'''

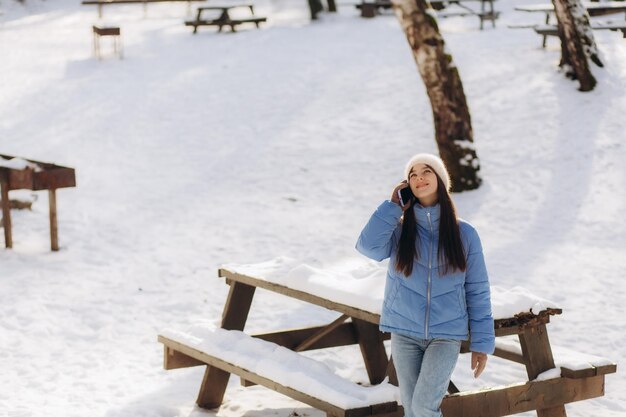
[398,187,414,206]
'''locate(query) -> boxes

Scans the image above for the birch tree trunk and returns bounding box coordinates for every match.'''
[552,0,603,91]
[391,0,481,192]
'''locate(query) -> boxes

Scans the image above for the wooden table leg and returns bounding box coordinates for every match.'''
[519,324,567,417]
[49,189,59,251]
[1,174,12,249]
[353,318,389,384]
[196,281,256,408]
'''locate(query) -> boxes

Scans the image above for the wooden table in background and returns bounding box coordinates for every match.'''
[0,154,75,251]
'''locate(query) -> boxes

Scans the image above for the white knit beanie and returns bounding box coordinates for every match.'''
[404,153,451,191]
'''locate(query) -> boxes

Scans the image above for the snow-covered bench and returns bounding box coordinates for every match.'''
[159,325,399,417]
[158,257,617,417]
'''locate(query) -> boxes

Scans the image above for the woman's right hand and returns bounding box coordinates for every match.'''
[391,181,411,211]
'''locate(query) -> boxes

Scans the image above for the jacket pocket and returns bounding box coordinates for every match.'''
[429,286,465,326]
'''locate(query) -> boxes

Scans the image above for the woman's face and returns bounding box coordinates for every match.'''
[408,164,438,206]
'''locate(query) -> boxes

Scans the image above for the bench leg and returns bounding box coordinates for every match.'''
[196,281,256,408]
[519,324,567,417]
[1,174,12,249]
[94,33,101,59]
[48,189,59,251]
[353,319,389,385]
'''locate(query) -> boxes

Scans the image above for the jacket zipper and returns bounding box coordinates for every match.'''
[425,211,433,339]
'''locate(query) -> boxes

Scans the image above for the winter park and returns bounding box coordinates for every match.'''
[1,0,625,415]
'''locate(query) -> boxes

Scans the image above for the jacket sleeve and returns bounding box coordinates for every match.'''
[356,200,403,262]
[464,227,495,354]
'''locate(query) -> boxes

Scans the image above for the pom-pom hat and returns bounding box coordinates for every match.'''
[404,153,451,192]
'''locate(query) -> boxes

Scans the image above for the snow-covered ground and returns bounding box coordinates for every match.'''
[1,0,624,416]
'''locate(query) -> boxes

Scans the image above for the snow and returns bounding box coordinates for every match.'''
[496,337,616,374]
[0,156,42,171]
[1,0,625,417]
[161,324,400,409]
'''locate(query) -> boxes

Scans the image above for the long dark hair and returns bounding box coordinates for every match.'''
[395,172,467,277]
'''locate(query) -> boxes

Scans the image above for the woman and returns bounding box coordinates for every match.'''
[356,153,495,417]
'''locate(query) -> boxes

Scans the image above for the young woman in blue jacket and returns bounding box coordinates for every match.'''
[356,153,495,417]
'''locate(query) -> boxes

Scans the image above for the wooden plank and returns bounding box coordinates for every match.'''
[49,189,59,251]
[1,173,12,249]
[493,347,525,365]
[595,363,617,376]
[561,363,617,379]
[294,314,350,352]
[163,344,205,369]
[385,356,398,386]
[518,324,565,417]
[353,318,389,385]
[219,269,380,324]
[518,325,555,380]
[159,336,383,417]
[198,366,232,409]
[440,375,605,417]
[221,280,256,330]
[252,323,360,350]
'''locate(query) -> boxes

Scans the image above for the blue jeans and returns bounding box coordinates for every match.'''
[391,333,461,417]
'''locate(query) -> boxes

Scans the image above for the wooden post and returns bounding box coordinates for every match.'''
[196,281,256,408]
[352,318,389,384]
[49,189,59,251]
[1,173,12,249]
[519,324,567,417]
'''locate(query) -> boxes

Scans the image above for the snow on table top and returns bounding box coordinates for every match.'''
[222,257,558,320]
[0,157,42,172]
[161,324,399,409]
[496,337,616,378]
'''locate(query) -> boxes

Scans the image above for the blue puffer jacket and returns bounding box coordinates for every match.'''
[356,200,495,354]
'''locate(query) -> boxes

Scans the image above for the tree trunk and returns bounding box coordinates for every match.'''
[391,0,481,192]
[552,0,602,91]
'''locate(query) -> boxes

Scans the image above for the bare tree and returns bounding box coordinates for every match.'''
[391,0,481,191]
[552,0,603,91]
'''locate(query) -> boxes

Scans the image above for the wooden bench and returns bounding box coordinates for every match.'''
[81,0,207,18]
[158,263,617,417]
[159,326,400,416]
[185,5,267,33]
[533,21,626,47]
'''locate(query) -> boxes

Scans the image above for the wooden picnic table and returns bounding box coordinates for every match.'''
[185,4,266,33]
[81,0,207,18]
[432,0,499,30]
[514,2,626,47]
[515,2,626,24]
[159,266,616,417]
